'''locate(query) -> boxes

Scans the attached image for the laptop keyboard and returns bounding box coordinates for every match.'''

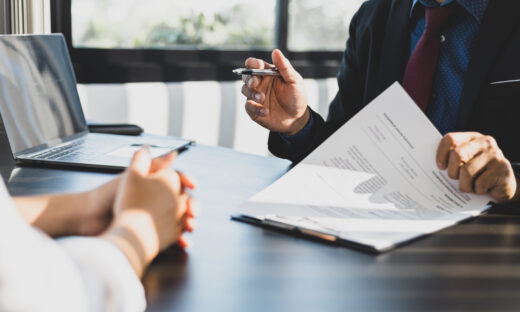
[23,133,190,163]
[32,138,96,161]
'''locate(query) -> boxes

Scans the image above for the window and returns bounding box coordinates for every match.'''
[72,0,276,50]
[288,0,363,51]
[51,0,364,83]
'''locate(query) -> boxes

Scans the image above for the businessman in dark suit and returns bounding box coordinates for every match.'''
[241,0,520,203]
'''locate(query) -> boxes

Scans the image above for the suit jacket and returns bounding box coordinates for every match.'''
[269,0,520,169]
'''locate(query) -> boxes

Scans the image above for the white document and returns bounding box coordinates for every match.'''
[237,82,491,252]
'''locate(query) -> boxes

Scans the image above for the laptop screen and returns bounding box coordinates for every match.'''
[0,34,87,155]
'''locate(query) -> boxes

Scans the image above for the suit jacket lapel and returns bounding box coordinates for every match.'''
[372,0,413,100]
[456,0,520,130]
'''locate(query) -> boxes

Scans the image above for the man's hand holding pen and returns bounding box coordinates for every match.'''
[239,49,310,136]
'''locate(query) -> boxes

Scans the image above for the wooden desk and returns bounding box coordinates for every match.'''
[6,144,520,311]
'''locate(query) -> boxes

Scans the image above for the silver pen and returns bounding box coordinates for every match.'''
[232,68,281,76]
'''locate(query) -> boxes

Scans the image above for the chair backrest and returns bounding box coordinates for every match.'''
[77,79,338,156]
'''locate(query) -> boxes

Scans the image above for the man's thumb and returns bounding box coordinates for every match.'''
[130,147,152,175]
[272,49,300,84]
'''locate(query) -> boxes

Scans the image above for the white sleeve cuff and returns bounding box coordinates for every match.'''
[58,236,146,312]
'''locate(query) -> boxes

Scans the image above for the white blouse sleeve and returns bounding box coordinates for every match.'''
[0,181,145,312]
[58,237,146,312]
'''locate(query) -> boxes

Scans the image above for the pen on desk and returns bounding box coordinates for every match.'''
[232,68,281,76]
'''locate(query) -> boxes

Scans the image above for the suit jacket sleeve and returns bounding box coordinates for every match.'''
[268,5,366,164]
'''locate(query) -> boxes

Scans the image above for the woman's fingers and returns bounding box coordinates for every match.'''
[149,151,178,173]
[177,171,196,190]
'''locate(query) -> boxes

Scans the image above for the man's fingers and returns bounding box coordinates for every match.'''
[129,147,152,175]
[473,163,503,196]
[446,139,487,179]
[247,76,262,89]
[242,74,262,89]
[244,58,272,89]
[446,135,501,179]
[245,100,267,119]
[149,151,177,173]
[272,49,301,84]
[489,175,517,204]
[436,132,483,169]
[245,57,272,70]
[241,84,254,98]
[458,152,490,193]
[242,73,261,90]
[475,157,514,198]
[241,84,264,102]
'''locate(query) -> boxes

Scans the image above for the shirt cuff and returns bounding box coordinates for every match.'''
[278,112,315,150]
[58,236,146,312]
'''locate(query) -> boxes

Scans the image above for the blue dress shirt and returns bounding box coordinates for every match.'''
[281,0,489,149]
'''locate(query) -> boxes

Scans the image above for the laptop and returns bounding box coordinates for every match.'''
[0,34,191,171]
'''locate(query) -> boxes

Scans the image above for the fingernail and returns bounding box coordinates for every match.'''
[258,108,266,116]
[248,77,253,88]
[254,93,261,102]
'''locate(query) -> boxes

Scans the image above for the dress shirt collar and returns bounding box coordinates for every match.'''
[410,0,489,24]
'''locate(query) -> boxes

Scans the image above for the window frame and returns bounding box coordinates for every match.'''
[50,0,344,83]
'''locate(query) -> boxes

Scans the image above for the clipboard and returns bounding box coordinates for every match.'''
[231,211,488,254]
[231,214,391,254]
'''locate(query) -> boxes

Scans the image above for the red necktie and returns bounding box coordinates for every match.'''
[402,6,455,111]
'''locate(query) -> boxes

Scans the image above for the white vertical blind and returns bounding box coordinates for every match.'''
[9,0,50,34]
